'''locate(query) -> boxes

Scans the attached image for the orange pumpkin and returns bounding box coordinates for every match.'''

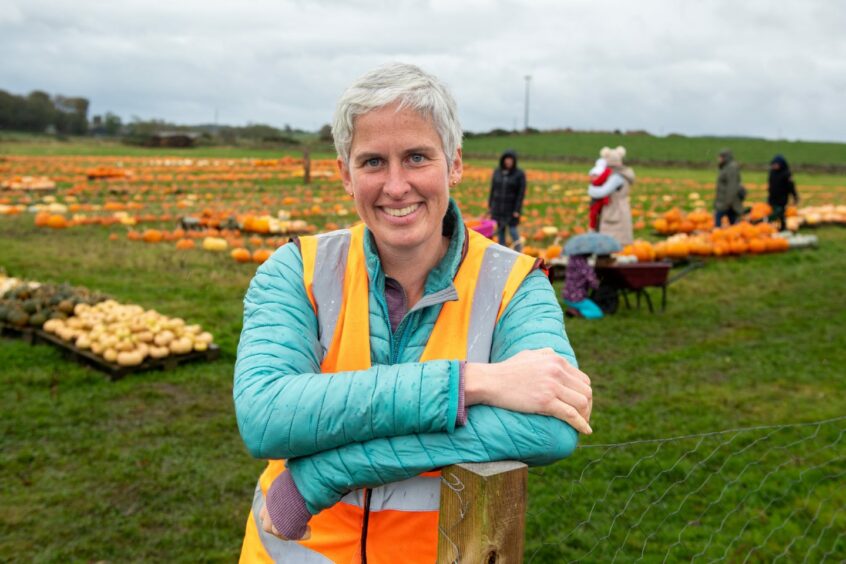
[34,212,51,227]
[47,214,68,229]
[748,239,767,254]
[142,229,163,243]
[252,248,273,264]
[175,238,196,250]
[231,247,252,263]
[544,245,562,261]
[522,246,541,258]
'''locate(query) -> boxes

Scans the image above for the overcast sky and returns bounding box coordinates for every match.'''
[2,0,845,142]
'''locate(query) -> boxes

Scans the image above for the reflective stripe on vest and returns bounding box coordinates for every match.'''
[240,223,537,563]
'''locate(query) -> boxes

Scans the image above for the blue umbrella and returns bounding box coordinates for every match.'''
[564,232,622,256]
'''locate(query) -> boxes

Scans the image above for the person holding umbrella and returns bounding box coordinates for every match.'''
[561,233,621,319]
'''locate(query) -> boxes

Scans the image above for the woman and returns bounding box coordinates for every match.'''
[234,63,592,563]
[488,149,527,250]
[767,154,798,231]
[588,146,635,245]
[713,148,744,227]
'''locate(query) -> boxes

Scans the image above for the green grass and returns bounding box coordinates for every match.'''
[463,131,846,169]
[1,173,845,560]
[0,132,336,159]
[6,130,846,170]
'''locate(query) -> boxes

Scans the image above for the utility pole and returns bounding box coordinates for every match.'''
[523,75,531,132]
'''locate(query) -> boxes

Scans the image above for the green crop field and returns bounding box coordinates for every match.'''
[1,146,845,561]
[464,131,846,169]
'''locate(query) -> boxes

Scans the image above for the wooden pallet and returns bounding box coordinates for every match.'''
[0,322,37,344]
[34,329,220,380]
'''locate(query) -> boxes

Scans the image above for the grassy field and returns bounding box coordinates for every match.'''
[5,130,846,169]
[0,132,335,160]
[1,153,845,561]
[464,131,846,169]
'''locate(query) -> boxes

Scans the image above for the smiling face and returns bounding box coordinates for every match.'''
[338,103,462,259]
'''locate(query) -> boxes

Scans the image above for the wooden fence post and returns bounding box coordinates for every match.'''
[302,147,311,185]
[437,461,528,563]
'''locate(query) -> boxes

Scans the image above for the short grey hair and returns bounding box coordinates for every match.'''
[332,62,463,169]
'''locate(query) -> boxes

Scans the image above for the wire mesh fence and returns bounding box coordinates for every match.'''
[437,415,846,562]
[524,415,846,562]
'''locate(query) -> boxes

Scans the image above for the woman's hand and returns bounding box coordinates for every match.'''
[260,505,312,541]
[465,348,593,434]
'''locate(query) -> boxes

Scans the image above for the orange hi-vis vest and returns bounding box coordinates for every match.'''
[240,223,536,563]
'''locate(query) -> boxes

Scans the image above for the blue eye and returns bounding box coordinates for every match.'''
[409,154,425,164]
[365,158,382,167]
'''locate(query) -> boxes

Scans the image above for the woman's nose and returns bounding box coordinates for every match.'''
[382,163,411,198]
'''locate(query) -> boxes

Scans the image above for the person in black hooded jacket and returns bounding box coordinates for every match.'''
[488,149,526,251]
[767,154,799,231]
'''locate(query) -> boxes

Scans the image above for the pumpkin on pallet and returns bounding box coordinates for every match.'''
[42,300,215,367]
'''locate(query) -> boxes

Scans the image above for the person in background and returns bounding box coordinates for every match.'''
[562,253,603,319]
[588,146,635,246]
[588,158,612,231]
[714,148,744,227]
[488,149,526,251]
[234,62,592,563]
[767,154,799,231]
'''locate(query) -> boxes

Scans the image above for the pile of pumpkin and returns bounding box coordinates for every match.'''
[42,300,214,367]
[240,213,312,235]
[0,281,107,328]
[119,227,280,264]
[652,208,714,235]
[0,204,26,215]
[1,176,56,192]
[796,205,846,227]
[620,221,790,262]
[86,166,130,180]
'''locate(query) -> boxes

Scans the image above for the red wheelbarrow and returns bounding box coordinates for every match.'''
[593,260,704,313]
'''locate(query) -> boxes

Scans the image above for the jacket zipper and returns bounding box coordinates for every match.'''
[360,488,373,563]
[363,288,406,563]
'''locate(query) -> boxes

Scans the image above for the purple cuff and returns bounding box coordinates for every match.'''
[456,361,467,427]
[265,471,312,540]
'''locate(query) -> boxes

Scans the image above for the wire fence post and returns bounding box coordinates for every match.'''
[437,461,528,563]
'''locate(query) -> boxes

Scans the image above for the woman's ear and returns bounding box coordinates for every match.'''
[337,157,354,197]
[449,148,464,186]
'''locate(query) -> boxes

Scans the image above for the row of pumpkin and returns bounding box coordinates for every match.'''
[0,274,215,367]
[653,204,846,236]
[620,222,792,262]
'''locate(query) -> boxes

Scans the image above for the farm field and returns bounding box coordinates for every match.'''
[5,130,846,170]
[1,150,845,561]
[463,131,846,169]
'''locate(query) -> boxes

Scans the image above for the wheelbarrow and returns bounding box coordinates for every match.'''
[592,259,704,313]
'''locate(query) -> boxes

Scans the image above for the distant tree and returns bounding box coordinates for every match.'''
[104,112,122,136]
[54,95,89,135]
[0,90,25,129]
[318,123,333,143]
[22,91,55,132]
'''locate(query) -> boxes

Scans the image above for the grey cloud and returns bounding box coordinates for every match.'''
[1,0,844,141]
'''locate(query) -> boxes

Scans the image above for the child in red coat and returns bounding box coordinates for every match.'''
[588,158,611,231]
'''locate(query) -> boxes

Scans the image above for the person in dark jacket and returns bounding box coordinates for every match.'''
[714,148,744,227]
[767,154,799,231]
[488,149,526,251]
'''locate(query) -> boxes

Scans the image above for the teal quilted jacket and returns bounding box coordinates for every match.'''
[234,201,580,515]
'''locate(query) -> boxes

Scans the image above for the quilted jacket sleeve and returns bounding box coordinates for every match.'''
[234,243,461,460]
[286,270,581,515]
